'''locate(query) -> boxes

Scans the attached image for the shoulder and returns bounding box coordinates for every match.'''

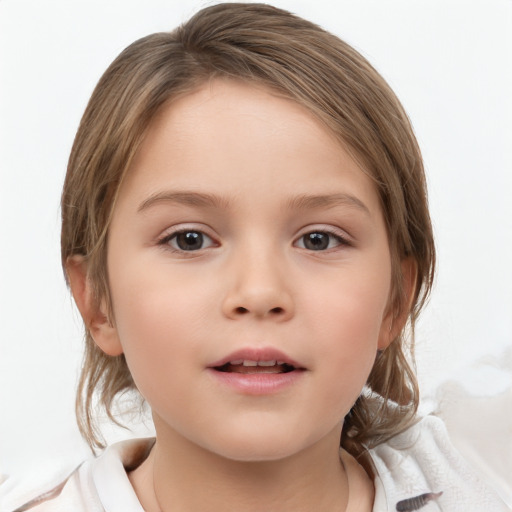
[0,438,153,512]
[369,415,510,512]
[0,462,98,512]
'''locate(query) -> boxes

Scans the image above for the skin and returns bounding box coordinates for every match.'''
[68,79,414,511]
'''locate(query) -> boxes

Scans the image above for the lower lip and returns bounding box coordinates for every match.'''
[207,368,305,395]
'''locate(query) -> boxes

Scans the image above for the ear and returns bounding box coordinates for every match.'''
[378,257,417,350]
[66,255,124,356]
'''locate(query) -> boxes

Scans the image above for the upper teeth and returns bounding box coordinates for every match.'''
[230,360,281,367]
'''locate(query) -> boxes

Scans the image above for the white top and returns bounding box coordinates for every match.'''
[1,416,509,512]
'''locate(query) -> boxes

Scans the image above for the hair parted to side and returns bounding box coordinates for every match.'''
[61,2,435,461]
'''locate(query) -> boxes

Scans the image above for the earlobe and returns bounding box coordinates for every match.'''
[66,255,124,356]
[378,258,418,350]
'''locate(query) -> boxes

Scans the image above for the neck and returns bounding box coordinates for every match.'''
[129,421,364,512]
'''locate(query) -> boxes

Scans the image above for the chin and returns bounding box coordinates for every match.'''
[213,441,302,463]
[199,423,326,463]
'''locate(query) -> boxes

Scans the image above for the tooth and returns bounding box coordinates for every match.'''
[277,361,285,365]
[258,360,276,366]
[243,360,258,367]
[230,360,244,365]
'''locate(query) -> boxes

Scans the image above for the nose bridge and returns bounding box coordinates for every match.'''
[222,236,293,320]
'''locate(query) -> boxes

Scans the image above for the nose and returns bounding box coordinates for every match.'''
[221,250,294,322]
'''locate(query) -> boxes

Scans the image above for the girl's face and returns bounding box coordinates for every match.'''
[104,79,394,461]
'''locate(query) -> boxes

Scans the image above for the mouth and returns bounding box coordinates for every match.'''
[207,348,305,394]
[214,360,298,374]
[208,348,305,374]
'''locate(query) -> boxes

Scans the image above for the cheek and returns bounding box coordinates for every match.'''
[110,256,212,339]
[303,263,390,348]
[300,265,391,401]
[312,310,382,421]
[107,264,212,394]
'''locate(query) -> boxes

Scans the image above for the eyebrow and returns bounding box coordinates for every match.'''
[286,193,371,216]
[137,190,370,216]
[138,191,232,213]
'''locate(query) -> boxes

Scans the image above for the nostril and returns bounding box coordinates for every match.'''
[233,306,285,315]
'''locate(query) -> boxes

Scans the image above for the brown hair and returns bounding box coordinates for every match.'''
[61,3,435,463]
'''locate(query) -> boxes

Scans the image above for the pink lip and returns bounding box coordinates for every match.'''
[207,347,306,396]
[208,347,303,369]
[207,370,304,395]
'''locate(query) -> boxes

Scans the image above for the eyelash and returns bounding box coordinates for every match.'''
[157,228,217,253]
[156,227,352,253]
[294,228,352,251]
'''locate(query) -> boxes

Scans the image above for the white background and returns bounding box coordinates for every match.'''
[1,0,511,477]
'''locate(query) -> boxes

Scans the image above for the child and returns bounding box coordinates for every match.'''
[2,3,508,511]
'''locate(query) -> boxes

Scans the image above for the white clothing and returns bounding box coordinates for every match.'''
[1,416,509,512]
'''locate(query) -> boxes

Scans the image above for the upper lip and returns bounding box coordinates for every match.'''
[208,347,304,369]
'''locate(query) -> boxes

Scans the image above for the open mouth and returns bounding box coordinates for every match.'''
[214,360,298,374]
[208,352,305,393]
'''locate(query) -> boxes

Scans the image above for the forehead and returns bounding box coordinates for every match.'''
[116,78,382,218]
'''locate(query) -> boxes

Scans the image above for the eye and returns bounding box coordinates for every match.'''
[295,231,348,251]
[161,230,215,252]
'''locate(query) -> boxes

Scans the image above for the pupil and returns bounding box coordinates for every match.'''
[304,232,328,250]
[176,231,203,250]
